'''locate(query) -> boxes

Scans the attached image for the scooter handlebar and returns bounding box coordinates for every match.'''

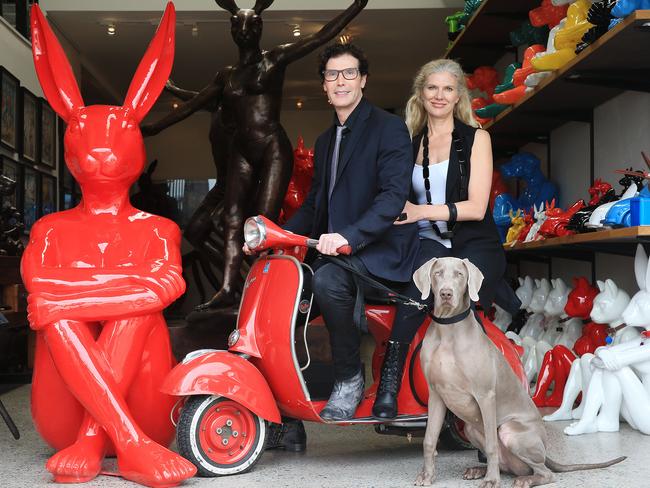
[306,239,352,256]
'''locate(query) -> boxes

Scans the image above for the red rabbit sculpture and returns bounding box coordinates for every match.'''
[21,3,196,487]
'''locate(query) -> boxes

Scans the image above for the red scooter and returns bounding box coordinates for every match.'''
[161,216,526,476]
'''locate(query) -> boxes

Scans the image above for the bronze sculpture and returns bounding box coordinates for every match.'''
[142,0,368,309]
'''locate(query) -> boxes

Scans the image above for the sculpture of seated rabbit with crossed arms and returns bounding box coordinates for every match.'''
[22,3,196,486]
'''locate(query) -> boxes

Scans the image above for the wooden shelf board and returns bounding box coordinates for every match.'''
[505,226,650,253]
[486,11,650,153]
[445,0,540,70]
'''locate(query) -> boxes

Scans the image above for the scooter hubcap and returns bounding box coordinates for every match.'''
[198,400,257,464]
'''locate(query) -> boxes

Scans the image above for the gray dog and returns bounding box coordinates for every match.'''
[413,257,625,488]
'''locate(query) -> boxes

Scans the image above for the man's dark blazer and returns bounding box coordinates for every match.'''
[284,97,418,282]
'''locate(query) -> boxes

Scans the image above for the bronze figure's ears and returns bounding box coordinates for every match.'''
[253,0,274,15]
[215,0,239,15]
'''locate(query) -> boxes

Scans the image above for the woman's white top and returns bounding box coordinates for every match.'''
[412,159,452,248]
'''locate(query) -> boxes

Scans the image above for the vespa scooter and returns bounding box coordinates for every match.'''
[161,216,526,476]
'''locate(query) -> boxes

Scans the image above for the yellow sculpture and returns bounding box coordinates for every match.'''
[531,0,594,72]
[505,209,526,245]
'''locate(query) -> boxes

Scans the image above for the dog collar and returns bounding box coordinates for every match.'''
[430,308,472,325]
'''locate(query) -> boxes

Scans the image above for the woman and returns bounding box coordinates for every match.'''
[372,59,519,419]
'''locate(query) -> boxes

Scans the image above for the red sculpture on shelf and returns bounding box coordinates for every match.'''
[467,66,499,125]
[280,136,314,223]
[538,199,585,237]
[529,0,569,29]
[492,44,546,106]
[588,178,613,206]
[22,3,196,486]
[517,209,534,242]
[489,170,508,211]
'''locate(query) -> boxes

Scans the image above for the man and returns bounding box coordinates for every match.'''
[283,43,418,421]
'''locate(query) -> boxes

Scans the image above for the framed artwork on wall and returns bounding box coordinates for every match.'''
[0,155,21,209]
[41,172,56,216]
[23,166,39,232]
[40,99,56,168]
[21,88,39,163]
[0,66,20,152]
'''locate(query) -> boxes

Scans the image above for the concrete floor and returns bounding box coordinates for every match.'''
[0,385,646,488]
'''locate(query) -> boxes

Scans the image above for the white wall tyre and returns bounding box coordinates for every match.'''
[177,395,267,477]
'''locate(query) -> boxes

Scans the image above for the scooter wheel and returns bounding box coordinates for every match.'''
[439,411,474,451]
[177,395,267,477]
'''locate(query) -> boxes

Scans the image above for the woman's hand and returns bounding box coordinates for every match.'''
[395,201,425,225]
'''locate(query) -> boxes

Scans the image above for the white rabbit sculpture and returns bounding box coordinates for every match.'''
[563,245,650,435]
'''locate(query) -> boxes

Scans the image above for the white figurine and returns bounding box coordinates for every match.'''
[563,245,650,435]
[515,276,535,310]
[543,278,636,423]
[493,304,512,332]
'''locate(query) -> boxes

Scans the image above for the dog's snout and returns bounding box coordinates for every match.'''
[440,288,453,301]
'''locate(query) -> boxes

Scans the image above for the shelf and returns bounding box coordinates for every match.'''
[445,0,540,71]
[486,10,650,154]
[505,226,650,259]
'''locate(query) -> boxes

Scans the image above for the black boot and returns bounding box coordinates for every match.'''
[266,418,306,452]
[372,340,410,419]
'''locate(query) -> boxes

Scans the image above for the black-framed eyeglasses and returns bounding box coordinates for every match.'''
[322,68,360,82]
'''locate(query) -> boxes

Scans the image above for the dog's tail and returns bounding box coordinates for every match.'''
[545,456,626,473]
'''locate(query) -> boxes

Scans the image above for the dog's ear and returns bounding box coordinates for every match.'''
[413,258,437,300]
[462,259,484,303]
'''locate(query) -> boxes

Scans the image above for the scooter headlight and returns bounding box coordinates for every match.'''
[244,216,267,250]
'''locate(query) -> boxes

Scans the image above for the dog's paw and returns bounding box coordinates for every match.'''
[462,466,487,480]
[414,469,434,486]
[478,479,500,488]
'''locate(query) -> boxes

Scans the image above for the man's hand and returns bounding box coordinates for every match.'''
[394,201,424,225]
[317,233,349,256]
[242,243,270,258]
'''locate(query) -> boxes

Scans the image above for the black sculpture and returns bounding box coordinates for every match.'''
[142,0,367,310]
[0,175,24,257]
[576,0,617,53]
[130,159,180,221]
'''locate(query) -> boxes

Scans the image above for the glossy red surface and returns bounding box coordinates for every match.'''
[532,345,575,408]
[161,351,281,424]
[481,313,528,391]
[197,399,260,465]
[494,45,545,105]
[564,277,599,320]
[281,137,314,222]
[529,0,569,29]
[23,4,196,486]
[539,199,585,237]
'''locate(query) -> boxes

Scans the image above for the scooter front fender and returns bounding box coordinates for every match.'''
[161,350,281,424]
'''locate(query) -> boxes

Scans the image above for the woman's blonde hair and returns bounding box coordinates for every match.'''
[405,58,478,137]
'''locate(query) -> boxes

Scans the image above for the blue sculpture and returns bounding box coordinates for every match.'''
[609,0,650,29]
[493,152,559,241]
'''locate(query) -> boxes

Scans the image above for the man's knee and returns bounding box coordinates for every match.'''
[312,263,355,302]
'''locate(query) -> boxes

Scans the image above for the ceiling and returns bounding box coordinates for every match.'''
[40,1,461,112]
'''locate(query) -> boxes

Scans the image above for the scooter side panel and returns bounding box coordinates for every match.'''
[160,351,281,423]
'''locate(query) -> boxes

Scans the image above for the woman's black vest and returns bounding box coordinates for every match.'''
[411,118,502,249]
